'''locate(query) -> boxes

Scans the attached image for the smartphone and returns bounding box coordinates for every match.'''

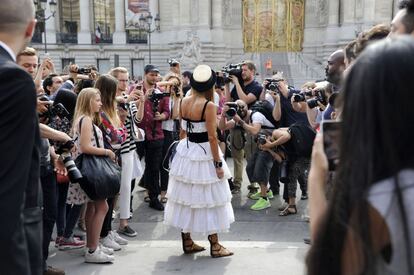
[322,120,341,171]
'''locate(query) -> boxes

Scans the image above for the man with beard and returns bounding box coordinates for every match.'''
[224,60,262,194]
[321,50,345,121]
[138,64,170,211]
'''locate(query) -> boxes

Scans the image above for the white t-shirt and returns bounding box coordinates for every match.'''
[251,111,274,128]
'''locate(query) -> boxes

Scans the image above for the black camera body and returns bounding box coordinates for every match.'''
[306,89,327,109]
[293,91,312,102]
[265,78,283,92]
[148,89,170,113]
[77,67,91,74]
[257,133,267,145]
[221,63,244,87]
[38,95,70,119]
[118,102,129,111]
[225,102,239,118]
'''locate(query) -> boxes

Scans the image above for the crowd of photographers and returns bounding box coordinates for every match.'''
[14,2,414,272]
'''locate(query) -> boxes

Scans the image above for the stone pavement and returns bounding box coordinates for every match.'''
[48,159,310,275]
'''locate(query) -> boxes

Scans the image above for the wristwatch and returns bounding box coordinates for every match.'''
[214,160,223,168]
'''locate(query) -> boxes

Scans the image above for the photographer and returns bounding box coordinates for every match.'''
[138,64,170,211]
[237,99,280,210]
[223,61,262,194]
[265,73,310,200]
[261,123,315,216]
[218,98,280,205]
[291,82,333,130]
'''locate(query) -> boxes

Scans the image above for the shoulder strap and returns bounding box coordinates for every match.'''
[179,98,183,119]
[92,122,101,148]
[200,100,209,121]
[79,116,101,148]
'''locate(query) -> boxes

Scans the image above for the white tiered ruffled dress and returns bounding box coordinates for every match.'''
[164,119,235,234]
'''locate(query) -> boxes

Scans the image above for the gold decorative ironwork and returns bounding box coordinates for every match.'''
[242,0,305,52]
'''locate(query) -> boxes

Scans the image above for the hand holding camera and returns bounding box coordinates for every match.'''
[153,111,165,121]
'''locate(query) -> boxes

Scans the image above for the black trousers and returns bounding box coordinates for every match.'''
[143,139,164,200]
[40,164,57,271]
[100,197,115,238]
[160,130,175,192]
[269,160,280,193]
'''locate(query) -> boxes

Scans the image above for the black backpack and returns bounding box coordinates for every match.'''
[250,100,279,129]
[287,123,316,158]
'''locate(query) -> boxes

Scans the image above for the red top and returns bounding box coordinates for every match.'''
[137,83,170,141]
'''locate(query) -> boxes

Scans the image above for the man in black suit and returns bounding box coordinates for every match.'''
[0,0,41,274]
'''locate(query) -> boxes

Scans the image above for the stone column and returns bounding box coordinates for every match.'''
[113,0,126,44]
[78,0,91,44]
[149,0,159,16]
[44,1,57,44]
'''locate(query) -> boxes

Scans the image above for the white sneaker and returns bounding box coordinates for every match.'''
[85,247,114,263]
[110,231,128,245]
[100,234,121,251]
[99,244,115,255]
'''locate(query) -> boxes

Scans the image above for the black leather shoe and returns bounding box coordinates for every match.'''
[149,199,164,211]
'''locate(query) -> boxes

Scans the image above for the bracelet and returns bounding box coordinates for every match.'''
[104,149,108,156]
[214,160,223,168]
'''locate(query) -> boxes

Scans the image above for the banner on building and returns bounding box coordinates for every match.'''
[242,0,305,52]
[125,0,149,29]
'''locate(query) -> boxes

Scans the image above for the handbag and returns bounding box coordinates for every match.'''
[75,118,121,200]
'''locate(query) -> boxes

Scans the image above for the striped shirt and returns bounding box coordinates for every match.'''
[120,101,141,155]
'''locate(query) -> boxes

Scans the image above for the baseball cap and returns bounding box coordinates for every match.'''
[144,64,160,74]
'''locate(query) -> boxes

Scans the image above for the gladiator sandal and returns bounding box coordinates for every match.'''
[208,234,234,258]
[181,232,205,254]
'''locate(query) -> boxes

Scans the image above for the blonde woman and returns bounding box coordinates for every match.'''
[70,88,115,263]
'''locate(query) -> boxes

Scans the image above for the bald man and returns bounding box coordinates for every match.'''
[325,50,345,90]
[390,0,414,35]
[0,0,43,274]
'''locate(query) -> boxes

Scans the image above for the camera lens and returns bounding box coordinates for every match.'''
[293,93,306,102]
[307,98,320,109]
[226,107,237,118]
[61,152,82,182]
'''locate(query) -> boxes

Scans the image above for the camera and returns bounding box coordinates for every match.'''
[306,88,327,109]
[221,63,244,87]
[148,89,170,113]
[56,140,83,183]
[167,59,179,67]
[118,102,129,111]
[77,67,91,74]
[292,91,312,102]
[216,72,225,88]
[257,134,267,145]
[225,102,239,118]
[265,78,282,92]
[38,95,70,119]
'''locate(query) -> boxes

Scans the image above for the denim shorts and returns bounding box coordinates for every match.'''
[246,150,274,183]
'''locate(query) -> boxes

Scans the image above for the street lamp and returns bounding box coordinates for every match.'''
[138,12,160,64]
[34,0,57,53]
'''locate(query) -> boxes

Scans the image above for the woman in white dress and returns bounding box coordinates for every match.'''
[164,65,234,258]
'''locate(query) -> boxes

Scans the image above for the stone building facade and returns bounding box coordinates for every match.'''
[31,0,399,82]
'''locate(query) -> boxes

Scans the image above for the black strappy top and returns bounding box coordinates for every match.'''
[181,100,209,144]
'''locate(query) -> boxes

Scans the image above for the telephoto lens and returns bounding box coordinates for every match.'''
[61,152,83,182]
[293,93,306,102]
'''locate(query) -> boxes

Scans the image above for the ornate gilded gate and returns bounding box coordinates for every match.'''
[242,0,305,52]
